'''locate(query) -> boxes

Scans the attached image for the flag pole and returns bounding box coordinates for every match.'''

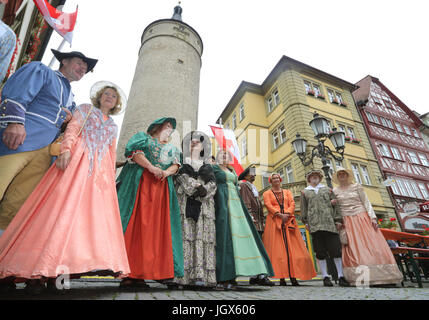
[48,38,67,68]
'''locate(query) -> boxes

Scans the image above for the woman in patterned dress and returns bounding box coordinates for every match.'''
[0,82,130,294]
[172,131,217,289]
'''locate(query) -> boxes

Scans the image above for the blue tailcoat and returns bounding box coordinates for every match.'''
[0,62,76,156]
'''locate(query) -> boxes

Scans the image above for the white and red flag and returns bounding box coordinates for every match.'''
[210,125,244,176]
[33,0,78,45]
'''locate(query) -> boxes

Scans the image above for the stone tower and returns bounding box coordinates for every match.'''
[117,4,203,160]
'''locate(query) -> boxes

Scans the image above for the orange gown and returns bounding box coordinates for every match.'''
[262,189,316,280]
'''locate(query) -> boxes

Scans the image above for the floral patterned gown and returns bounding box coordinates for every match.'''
[173,158,217,286]
[0,104,130,279]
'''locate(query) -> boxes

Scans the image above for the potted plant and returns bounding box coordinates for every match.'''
[378,217,398,230]
[331,98,339,104]
[317,94,325,100]
[307,90,315,96]
[340,101,348,107]
[351,138,361,144]
[344,136,351,142]
[421,227,429,236]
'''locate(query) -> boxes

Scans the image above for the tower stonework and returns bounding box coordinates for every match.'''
[117,6,203,160]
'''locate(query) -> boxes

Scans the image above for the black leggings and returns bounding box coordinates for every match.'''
[311,231,342,260]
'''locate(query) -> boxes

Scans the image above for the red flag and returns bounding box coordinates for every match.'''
[210,125,244,176]
[33,0,78,44]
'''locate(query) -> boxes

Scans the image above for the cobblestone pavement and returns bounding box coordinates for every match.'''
[1,276,428,300]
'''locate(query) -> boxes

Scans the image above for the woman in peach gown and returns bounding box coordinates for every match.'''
[332,167,403,287]
[0,81,130,294]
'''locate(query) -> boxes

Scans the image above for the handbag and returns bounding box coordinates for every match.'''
[339,228,348,245]
[49,105,93,156]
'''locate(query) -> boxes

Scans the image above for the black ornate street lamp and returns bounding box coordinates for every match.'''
[292,112,346,188]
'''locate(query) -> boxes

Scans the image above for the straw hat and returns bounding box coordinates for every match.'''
[305,169,324,183]
[332,166,355,185]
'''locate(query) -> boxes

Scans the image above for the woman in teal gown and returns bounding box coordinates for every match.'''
[213,150,274,289]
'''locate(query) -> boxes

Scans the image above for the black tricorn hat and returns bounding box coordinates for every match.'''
[238,165,256,181]
[51,49,98,73]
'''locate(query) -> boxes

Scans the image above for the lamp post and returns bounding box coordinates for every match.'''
[292,112,346,188]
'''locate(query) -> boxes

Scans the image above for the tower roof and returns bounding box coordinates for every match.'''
[172,2,183,21]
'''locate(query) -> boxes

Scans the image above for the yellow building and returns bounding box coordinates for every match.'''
[214,55,396,223]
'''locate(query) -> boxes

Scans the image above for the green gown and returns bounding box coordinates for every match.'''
[213,165,274,282]
[116,131,184,278]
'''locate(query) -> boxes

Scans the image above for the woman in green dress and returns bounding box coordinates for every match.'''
[116,117,183,288]
[213,150,274,290]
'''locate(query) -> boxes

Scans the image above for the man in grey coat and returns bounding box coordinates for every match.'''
[300,170,349,287]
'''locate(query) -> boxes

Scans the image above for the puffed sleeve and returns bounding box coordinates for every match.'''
[356,184,377,219]
[124,131,149,159]
[176,174,201,197]
[0,62,47,126]
[60,104,88,154]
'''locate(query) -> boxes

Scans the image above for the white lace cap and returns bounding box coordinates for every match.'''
[90,80,127,115]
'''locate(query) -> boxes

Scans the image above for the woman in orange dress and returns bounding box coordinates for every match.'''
[262,173,316,286]
[0,81,130,294]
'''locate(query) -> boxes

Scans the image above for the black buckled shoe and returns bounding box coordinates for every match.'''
[323,277,334,287]
[338,277,350,287]
[290,278,300,286]
[0,278,16,293]
[25,279,46,295]
[279,278,287,286]
[257,277,274,286]
[248,277,258,285]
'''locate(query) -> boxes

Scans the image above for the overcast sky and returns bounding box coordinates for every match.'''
[42,0,429,137]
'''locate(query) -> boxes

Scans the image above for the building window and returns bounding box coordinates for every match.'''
[266,88,280,113]
[347,127,356,139]
[338,124,346,133]
[225,122,230,130]
[396,179,408,197]
[239,103,245,122]
[386,119,394,129]
[232,113,237,130]
[360,165,371,185]
[418,183,429,199]
[418,153,429,166]
[285,164,294,183]
[377,143,392,157]
[411,181,423,199]
[412,128,420,138]
[365,112,374,123]
[272,131,279,149]
[304,81,312,94]
[380,116,388,127]
[273,89,280,106]
[395,122,403,133]
[327,89,335,102]
[279,124,286,143]
[408,151,419,164]
[372,114,380,124]
[387,176,400,195]
[335,92,343,104]
[403,180,416,198]
[403,125,412,136]
[390,146,402,160]
[384,100,394,109]
[241,137,247,156]
[313,84,321,97]
[351,163,362,184]
[262,172,271,189]
[277,168,285,182]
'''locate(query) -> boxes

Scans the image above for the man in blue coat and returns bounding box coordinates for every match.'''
[0,49,97,235]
